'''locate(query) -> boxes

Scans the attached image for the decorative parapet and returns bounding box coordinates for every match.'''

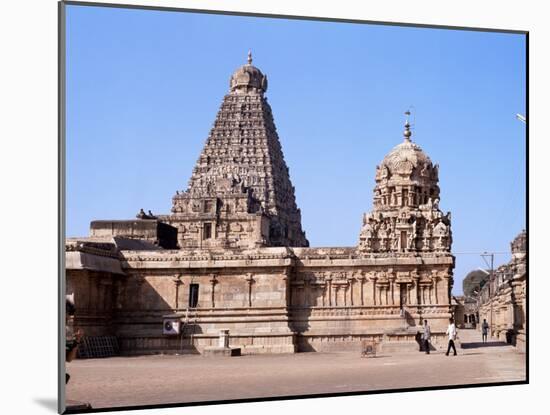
[65,240,121,259]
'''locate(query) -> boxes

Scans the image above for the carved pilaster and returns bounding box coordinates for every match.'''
[172,274,183,310]
[432,270,439,304]
[245,273,255,307]
[372,275,378,306]
[359,273,366,306]
[304,276,310,307]
[327,276,333,306]
[388,269,396,306]
[348,276,355,306]
[209,273,218,308]
[281,268,293,308]
[411,271,420,305]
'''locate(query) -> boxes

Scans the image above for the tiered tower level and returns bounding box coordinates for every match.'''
[358,114,452,254]
[159,53,308,249]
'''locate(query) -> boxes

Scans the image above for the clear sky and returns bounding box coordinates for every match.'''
[65,5,526,295]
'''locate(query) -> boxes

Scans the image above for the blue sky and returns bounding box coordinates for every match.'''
[65,5,526,295]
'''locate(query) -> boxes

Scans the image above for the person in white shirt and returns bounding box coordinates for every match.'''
[445,318,458,356]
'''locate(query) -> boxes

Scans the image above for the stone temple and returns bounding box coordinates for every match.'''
[66,53,455,355]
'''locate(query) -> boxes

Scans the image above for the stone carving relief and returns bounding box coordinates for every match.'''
[358,121,452,254]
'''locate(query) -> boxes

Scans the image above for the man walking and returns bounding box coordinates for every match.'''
[481,319,490,343]
[422,319,431,354]
[445,317,458,356]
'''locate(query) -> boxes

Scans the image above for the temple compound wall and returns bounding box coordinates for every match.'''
[66,53,455,355]
[476,231,526,351]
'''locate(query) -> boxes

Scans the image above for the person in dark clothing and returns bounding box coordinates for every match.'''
[481,319,490,343]
[422,320,431,354]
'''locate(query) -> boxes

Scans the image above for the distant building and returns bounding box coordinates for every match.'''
[66,54,455,355]
[463,269,489,299]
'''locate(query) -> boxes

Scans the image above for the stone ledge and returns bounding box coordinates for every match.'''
[203,346,241,357]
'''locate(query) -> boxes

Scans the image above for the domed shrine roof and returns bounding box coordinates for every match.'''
[376,113,438,184]
[229,51,268,94]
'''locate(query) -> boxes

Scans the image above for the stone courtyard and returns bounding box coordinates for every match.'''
[66,329,526,410]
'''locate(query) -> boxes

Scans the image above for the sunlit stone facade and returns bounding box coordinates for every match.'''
[66,54,455,355]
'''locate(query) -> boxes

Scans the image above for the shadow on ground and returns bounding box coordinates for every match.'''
[34,398,57,412]
[460,341,509,349]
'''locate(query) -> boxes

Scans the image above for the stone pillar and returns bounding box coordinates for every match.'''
[209,274,218,308]
[388,271,396,305]
[372,276,377,306]
[348,277,354,306]
[246,273,255,307]
[412,276,419,305]
[360,275,366,306]
[283,269,291,307]
[172,274,183,310]
[303,277,310,307]
[327,277,333,306]
[433,272,439,304]
[218,329,230,348]
[442,275,451,305]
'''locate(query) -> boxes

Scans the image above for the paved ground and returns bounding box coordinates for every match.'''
[65,329,526,410]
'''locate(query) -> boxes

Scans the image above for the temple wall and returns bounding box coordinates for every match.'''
[66,246,454,355]
[477,275,526,351]
[66,269,118,337]
[110,263,295,355]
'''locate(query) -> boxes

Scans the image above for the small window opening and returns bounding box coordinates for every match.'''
[189,284,199,308]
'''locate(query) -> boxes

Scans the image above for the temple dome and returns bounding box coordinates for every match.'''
[381,140,432,174]
[229,51,268,94]
[376,118,437,182]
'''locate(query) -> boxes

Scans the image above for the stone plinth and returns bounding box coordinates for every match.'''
[203,329,241,356]
[203,347,241,357]
[218,329,230,348]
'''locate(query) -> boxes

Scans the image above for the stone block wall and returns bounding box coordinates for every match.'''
[66,245,454,355]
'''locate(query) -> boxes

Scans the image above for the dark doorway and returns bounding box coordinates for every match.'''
[203,223,212,239]
[189,284,199,308]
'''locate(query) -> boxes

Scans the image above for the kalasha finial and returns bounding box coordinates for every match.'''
[247,50,253,65]
[404,110,412,141]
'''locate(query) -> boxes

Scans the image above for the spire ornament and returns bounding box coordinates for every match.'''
[247,50,253,65]
[404,110,412,142]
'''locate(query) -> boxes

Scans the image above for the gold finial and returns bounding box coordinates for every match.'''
[247,50,253,65]
[404,110,412,141]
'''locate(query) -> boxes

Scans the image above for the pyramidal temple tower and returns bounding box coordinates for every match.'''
[160,53,309,249]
